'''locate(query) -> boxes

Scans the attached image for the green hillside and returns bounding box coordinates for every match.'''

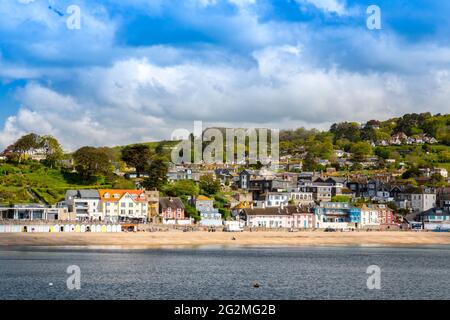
[0,162,111,205]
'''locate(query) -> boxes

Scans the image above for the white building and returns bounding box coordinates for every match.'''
[99,189,148,223]
[262,192,290,207]
[65,189,101,221]
[289,191,315,205]
[411,188,436,213]
[360,205,380,228]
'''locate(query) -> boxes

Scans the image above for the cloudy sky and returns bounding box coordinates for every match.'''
[0,0,449,150]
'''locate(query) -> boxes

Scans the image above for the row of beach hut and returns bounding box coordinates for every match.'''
[0,224,124,233]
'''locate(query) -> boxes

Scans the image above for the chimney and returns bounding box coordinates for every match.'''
[281,203,285,210]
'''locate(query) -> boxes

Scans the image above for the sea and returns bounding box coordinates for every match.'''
[0,246,449,300]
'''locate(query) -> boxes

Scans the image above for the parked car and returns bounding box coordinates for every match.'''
[324,228,337,232]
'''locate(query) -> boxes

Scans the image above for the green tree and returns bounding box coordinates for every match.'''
[142,157,168,190]
[121,144,153,177]
[199,173,221,195]
[165,180,199,197]
[5,133,41,162]
[350,142,373,161]
[330,122,361,143]
[40,135,63,168]
[73,146,112,178]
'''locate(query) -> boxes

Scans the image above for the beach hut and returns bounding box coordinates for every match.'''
[0,225,5,233]
[80,225,86,233]
[101,225,107,233]
[96,225,102,233]
[64,225,70,233]
[106,225,112,233]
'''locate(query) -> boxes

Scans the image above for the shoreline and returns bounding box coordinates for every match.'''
[1,231,450,248]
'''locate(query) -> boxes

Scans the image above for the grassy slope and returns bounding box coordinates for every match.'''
[0,162,111,205]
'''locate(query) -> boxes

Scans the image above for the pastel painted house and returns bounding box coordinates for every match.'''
[98,189,148,223]
[239,205,315,229]
[359,204,380,229]
[314,202,356,230]
[159,197,191,225]
[194,195,223,227]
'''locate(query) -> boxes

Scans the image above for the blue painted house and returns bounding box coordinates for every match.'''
[195,195,223,227]
[314,202,360,229]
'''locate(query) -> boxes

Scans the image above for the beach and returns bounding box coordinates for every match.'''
[0,231,449,247]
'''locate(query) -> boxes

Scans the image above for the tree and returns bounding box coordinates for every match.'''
[142,157,168,190]
[199,173,221,195]
[4,133,41,162]
[302,152,317,171]
[73,146,112,178]
[121,144,153,177]
[350,142,373,161]
[40,135,63,168]
[165,180,199,197]
[330,122,361,143]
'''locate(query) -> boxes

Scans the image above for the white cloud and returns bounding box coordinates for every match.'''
[1,45,449,150]
[298,0,348,15]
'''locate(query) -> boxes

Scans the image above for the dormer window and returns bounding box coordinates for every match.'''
[113,194,120,199]
[104,193,110,199]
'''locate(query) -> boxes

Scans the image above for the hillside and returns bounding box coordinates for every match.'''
[0,162,112,205]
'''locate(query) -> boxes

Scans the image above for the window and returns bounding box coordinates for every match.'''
[121,203,126,208]
[129,203,134,207]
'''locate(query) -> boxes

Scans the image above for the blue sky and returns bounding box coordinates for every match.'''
[0,0,449,150]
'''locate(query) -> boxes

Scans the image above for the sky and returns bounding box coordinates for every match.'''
[0,0,449,151]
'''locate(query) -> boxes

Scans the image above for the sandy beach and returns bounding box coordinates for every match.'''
[0,231,450,248]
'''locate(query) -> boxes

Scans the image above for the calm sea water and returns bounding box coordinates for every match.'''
[0,246,449,300]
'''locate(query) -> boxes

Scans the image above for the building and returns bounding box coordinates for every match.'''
[159,197,190,225]
[194,195,223,227]
[417,208,450,230]
[260,192,290,207]
[395,187,437,213]
[375,204,396,226]
[0,204,67,221]
[298,177,343,202]
[99,189,148,223]
[360,204,380,229]
[145,190,160,222]
[410,188,436,213]
[239,205,313,229]
[65,189,101,221]
[314,202,358,230]
[289,190,315,205]
[437,188,450,210]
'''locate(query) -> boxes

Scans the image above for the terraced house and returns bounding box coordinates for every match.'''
[98,189,148,223]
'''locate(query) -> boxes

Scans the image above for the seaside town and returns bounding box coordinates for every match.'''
[0,113,449,235]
